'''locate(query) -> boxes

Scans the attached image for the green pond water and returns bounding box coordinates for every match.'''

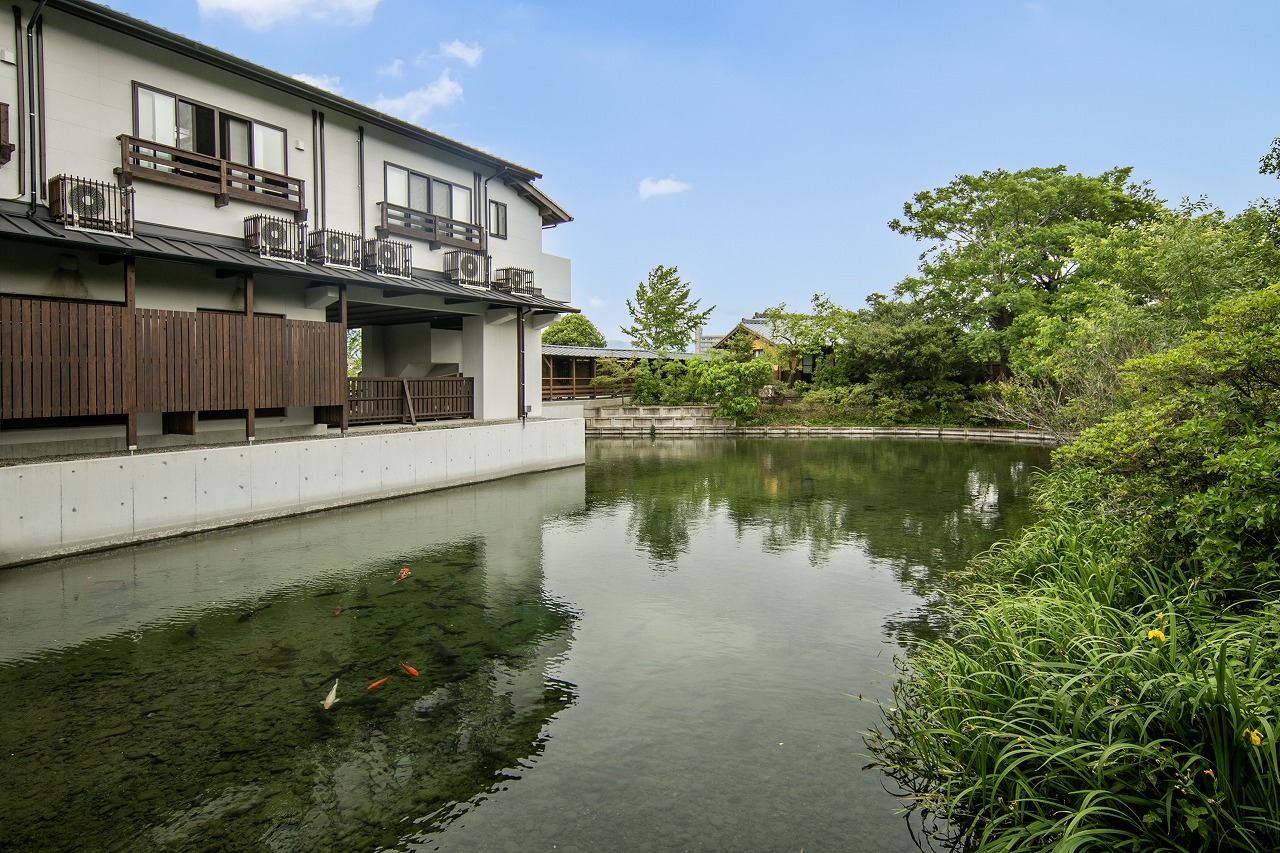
[0,437,1049,852]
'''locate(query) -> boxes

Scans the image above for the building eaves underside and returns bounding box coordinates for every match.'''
[44,0,571,225]
[0,206,576,325]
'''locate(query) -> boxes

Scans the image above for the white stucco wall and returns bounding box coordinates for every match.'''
[0,417,585,567]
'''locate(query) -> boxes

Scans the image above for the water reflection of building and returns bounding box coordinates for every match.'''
[0,466,585,663]
[0,466,585,851]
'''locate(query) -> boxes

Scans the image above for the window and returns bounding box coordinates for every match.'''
[134,84,287,173]
[489,200,508,239]
[385,163,474,223]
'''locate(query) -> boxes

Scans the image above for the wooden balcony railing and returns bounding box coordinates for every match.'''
[116,134,305,215]
[347,375,474,425]
[377,201,485,251]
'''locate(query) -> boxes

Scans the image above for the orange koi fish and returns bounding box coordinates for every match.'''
[366,676,390,691]
[400,661,419,677]
[395,567,411,583]
[332,608,344,617]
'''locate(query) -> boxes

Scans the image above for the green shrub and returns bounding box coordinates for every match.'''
[867,285,1280,850]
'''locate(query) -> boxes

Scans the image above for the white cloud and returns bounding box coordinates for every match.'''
[197,0,381,32]
[638,176,692,201]
[292,73,342,93]
[439,39,483,67]
[589,297,606,309]
[377,58,403,79]
[372,71,463,123]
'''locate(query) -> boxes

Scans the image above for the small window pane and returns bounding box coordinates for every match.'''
[489,200,507,239]
[431,180,452,218]
[176,102,196,152]
[453,186,472,223]
[193,105,217,156]
[223,117,250,165]
[253,124,285,173]
[139,89,175,146]
[386,165,408,207]
[409,173,429,212]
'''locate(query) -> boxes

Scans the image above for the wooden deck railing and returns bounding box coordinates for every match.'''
[377,201,485,251]
[1,295,343,420]
[542,376,630,400]
[116,135,305,214]
[347,376,474,425]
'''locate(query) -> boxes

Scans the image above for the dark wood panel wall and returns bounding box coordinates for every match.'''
[1,294,345,432]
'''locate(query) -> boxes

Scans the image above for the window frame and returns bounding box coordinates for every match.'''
[488,200,508,240]
[132,82,289,174]
[383,161,476,224]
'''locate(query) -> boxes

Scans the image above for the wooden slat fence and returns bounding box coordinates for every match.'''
[256,316,347,408]
[1,295,344,421]
[348,376,473,424]
[2,297,129,418]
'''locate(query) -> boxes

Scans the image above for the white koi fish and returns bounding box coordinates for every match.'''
[322,679,339,710]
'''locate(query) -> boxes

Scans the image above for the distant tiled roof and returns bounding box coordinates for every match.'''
[541,345,698,360]
[713,318,774,348]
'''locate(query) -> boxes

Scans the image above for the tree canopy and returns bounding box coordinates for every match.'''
[620,265,713,352]
[541,313,607,348]
[891,165,1163,370]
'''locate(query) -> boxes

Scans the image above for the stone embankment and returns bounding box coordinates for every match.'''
[586,405,1056,444]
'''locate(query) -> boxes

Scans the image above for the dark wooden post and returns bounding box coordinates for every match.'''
[244,271,255,442]
[124,256,137,450]
[339,284,348,432]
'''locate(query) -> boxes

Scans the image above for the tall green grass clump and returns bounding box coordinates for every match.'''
[867,285,1280,851]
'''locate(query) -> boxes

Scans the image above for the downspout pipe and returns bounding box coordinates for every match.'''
[517,306,526,424]
[482,166,509,228]
[26,0,48,216]
[356,125,365,237]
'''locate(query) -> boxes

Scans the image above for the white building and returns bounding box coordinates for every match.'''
[0,0,574,460]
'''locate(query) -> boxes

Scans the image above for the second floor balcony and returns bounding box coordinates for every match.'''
[377,201,485,252]
[116,135,305,217]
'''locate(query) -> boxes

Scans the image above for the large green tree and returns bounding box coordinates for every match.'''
[759,293,853,374]
[620,265,714,352]
[983,201,1280,439]
[890,165,1163,371]
[541,313,607,348]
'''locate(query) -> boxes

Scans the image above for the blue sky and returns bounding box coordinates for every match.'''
[99,0,1280,345]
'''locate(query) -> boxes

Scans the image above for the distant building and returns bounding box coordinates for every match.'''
[542,345,696,400]
[712,314,815,385]
[694,327,722,354]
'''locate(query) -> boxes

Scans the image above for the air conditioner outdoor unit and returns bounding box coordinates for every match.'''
[444,250,490,288]
[244,214,304,262]
[306,229,362,269]
[493,267,540,296]
[362,238,412,278]
[48,175,133,236]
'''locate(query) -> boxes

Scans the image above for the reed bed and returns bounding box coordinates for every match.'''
[867,489,1280,852]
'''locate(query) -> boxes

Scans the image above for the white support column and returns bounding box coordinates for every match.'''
[462,313,519,420]
[524,313,545,417]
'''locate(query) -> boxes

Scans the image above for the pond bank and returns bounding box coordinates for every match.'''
[0,418,585,568]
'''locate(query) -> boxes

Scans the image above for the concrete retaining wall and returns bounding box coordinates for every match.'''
[0,418,585,567]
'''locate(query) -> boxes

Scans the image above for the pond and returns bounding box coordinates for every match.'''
[0,437,1049,852]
